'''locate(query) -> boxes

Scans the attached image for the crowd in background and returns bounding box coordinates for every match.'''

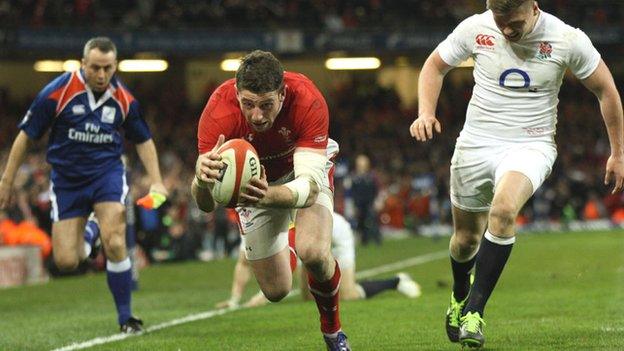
[1,64,623,266]
[0,0,622,30]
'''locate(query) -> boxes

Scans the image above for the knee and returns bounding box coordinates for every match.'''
[298,246,329,271]
[489,203,517,229]
[263,287,290,302]
[453,233,480,252]
[54,254,79,271]
[102,229,126,257]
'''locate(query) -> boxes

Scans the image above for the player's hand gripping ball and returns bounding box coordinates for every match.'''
[211,138,260,208]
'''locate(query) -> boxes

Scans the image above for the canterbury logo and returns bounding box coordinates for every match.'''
[475,34,495,46]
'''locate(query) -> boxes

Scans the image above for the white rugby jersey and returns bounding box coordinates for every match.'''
[437,10,601,145]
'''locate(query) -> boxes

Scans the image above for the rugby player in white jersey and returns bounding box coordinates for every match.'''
[409,0,624,348]
[216,212,421,308]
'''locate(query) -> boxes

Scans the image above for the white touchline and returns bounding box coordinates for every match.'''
[51,249,448,351]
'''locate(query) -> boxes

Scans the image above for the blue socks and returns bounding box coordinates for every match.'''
[106,258,133,325]
[83,218,100,257]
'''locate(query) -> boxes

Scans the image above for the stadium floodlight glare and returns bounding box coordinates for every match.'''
[221,59,241,72]
[34,60,81,72]
[118,59,168,72]
[63,60,81,71]
[34,60,64,72]
[325,57,381,70]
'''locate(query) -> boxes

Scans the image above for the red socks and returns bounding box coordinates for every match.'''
[308,261,342,334]
[288,227,298,272]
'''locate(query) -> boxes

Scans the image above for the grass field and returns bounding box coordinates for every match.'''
[1,230,623,350]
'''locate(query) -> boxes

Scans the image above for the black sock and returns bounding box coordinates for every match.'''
[358,277,400,298]
[464,232,514,316]
[451,254,476,301]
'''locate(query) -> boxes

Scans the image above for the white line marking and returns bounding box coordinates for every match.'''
[51,249,448,351]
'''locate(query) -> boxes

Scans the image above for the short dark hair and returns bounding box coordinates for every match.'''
[83,37,117,59]
[486,0,531,14]
[235,50,284,94]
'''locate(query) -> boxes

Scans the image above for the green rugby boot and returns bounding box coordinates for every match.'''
[445,292,468,342]
[459,311,486,348]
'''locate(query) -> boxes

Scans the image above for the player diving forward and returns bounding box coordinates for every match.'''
[216,211,422,308]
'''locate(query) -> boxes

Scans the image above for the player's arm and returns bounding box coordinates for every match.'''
[581,59,624,193]
[216,250,253,308]
[192,135,226,213]
[410,49,454,142]
[243,147,325,208]
[135,139,167,195]
[0,131,33,209]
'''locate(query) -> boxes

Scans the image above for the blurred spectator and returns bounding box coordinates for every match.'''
[348,154,381,245]
[3,1,622,30]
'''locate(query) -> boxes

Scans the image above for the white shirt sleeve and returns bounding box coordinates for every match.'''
[436,15,477,66]
[567,28,601,80]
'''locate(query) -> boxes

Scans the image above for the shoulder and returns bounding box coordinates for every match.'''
[540,11,582,41]
[110,77,137,113]
[284,72,327,110]
[39,72,74,99]
[111,77,136,100]
[202,78,240,121]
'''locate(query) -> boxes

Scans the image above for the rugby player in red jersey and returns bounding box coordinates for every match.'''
[192,50,350,351]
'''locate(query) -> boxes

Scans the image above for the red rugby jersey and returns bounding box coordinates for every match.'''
[197,71,329,182]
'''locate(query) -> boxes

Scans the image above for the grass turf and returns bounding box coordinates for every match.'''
[0,230,622,350]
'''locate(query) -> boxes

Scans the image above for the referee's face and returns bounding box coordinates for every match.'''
[82,48,117,92]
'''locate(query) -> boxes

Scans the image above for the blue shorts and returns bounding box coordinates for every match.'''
[49,166,128,222]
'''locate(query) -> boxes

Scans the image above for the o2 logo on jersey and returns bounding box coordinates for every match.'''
[499,69,531,89]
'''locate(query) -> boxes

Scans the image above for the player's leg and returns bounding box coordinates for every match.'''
[49,180,90,270]
[238,206,294,302]
[446,144,492,343]
[216,245,254,308]
[82,212,100,259]
[459,144,556,348]
[95,201,141,332]
[248,247,293,301]
[458,172,532,348]
[93,165,142,333]
[444,206,488,342]
[296,203,349,350]
[462,172,532,317]
[52,217,88,270]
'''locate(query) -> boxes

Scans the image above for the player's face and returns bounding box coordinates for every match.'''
[492,1,539,42]
[82,49,117,92]
[237,88,285,132]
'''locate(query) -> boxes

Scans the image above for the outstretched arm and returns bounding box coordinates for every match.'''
[581,60,624,193]
[0,131,32,209]
[410,50,454,142]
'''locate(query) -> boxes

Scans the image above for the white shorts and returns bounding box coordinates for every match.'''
[331,213,355,270]
[450,141,557,212]
[237,140,339,260]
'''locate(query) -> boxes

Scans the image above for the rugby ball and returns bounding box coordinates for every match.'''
[211,138,260,208]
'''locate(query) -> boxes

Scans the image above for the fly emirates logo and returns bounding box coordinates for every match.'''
[68,122,113,144]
